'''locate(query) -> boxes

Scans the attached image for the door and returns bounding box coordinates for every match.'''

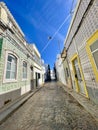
[73,58,86,95]
[30,66,34,90]
[36,72,38,87]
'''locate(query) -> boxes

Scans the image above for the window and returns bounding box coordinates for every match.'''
[23,61,27,79]
[90,40,98,70]
[38,73,40,79]
[86,31,98,82]
[6,54,17,79]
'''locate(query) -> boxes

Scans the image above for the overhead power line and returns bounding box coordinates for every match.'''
[41,14,71,54]
[41,0,77,54]
[70,0,75,14]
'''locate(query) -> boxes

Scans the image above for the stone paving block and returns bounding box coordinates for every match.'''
[0,81,98,130]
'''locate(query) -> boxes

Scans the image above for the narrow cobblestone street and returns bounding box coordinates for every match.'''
[0,81,98,130]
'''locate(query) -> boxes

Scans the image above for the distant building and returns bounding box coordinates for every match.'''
[41,59,46,83]
[55,54,67,85]
[44,64,49,81]
[28,44,45,88]
[44,64,51,81]
[50,70,55,80]
[61,47,72,89]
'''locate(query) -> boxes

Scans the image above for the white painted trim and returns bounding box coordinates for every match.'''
[21,60,29,81]
[22,79,28,81]
[33,44,41,58]
[3,50,19,83]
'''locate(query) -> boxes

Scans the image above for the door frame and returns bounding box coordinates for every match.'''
[30,65,34,90]
[71,53,89,98]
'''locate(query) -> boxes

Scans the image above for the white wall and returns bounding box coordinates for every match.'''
[56,54,67,85]
[21,84,30,95]
[33,67,43,85]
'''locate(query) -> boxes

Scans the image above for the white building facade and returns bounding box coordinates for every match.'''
[55,54,67,85]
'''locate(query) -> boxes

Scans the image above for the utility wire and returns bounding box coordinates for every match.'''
[41,0,76,54]
[41,14,70,54]
[70,0,75,14]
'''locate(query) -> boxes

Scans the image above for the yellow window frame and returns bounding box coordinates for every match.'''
[71,53,89,98]
[86,30,98,82]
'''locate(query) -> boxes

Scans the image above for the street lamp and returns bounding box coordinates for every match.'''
[48,36,52,40]
[48,36,61,54]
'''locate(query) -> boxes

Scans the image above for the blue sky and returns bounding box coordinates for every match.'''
[2,0,77,69]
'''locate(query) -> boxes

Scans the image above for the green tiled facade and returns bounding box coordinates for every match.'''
[0,2,45,108]
[0,37,33,94]
[0,38,3,58]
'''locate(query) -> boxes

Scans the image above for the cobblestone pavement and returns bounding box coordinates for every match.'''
[0,81,98,130]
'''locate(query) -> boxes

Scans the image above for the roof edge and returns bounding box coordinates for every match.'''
[64,0,81,46]
[0,2,25,37]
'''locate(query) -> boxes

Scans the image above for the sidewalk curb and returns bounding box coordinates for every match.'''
[61,84,98,122]
[0,87,42,124]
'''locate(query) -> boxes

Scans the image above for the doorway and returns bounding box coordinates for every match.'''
[36,72,38,87]
[73,58,85,94]
[71,54,88,97]
[30,66,34,90]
